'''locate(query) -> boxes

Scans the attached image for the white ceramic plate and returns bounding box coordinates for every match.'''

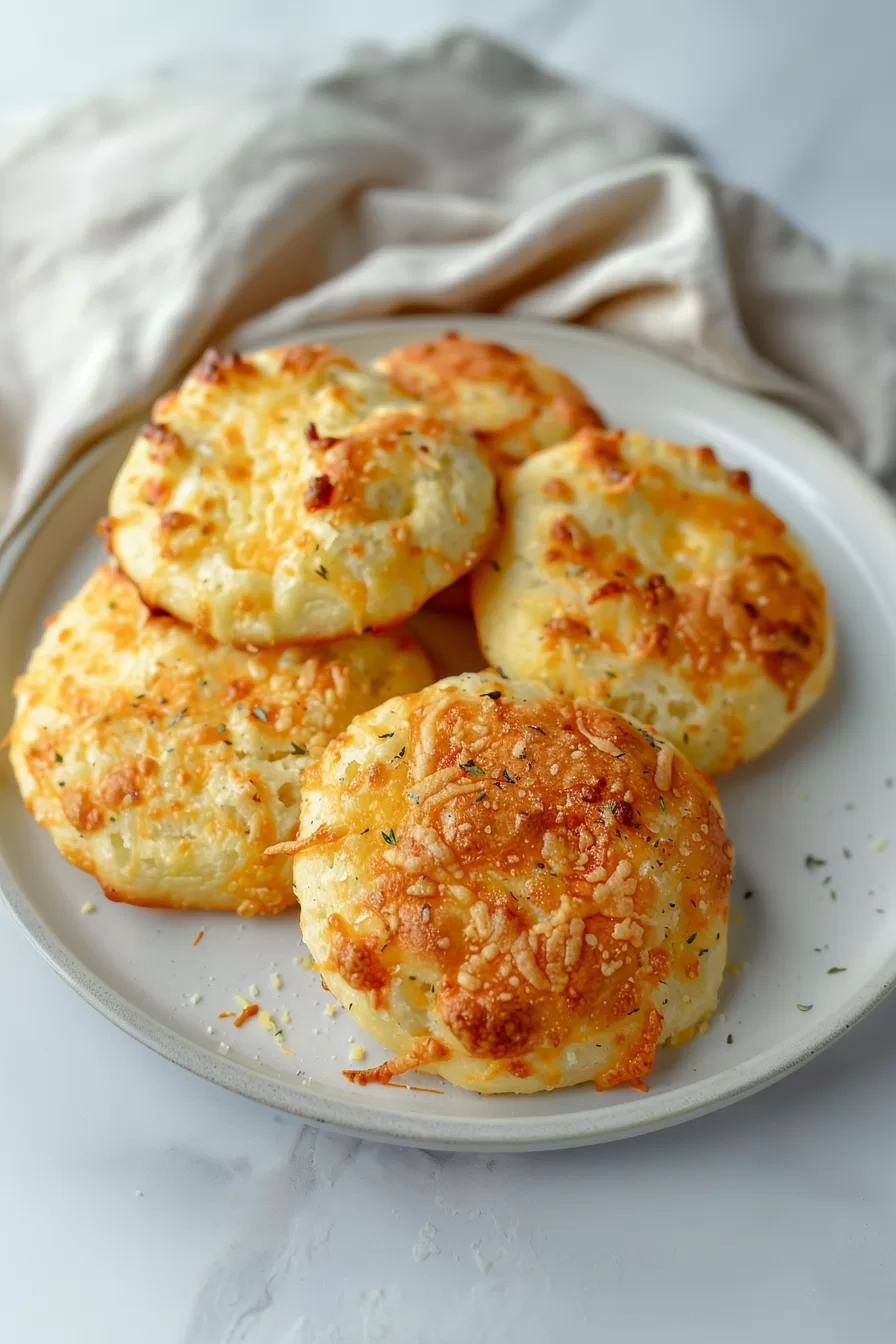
[2,316,896,1151]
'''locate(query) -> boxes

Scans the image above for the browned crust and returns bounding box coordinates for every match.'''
[378,331,605,468]
[191,348,258,385]
[527,429,830,714]
[265,823,348,857]
[142,421,187,465]
[343,1035,450,1086]
[99,882,296,916]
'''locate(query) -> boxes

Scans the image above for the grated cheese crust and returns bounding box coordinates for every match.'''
[9,565,433,914]
[106,343,497,645]
[295,671,731,1094]
[374,331,604,475]
[471,429,835,773]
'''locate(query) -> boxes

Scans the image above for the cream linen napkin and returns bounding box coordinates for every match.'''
[2,30,895,537]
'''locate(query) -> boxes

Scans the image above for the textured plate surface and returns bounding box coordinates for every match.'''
[2,316,895,1150]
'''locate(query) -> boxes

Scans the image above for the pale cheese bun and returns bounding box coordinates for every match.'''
[294,671,731,1095]
[106,343,497,646]
[10,565,433,915]
[472,429,835,773]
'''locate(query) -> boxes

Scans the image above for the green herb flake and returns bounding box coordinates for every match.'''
[392,747,406,762]
[378,733,394,740]
[315,564,329,580]
[169,708,187,727]
[686,933,697,944]
[217,724,226,734]
[251,705,267,722]
[743,890,753,900]
[502,768,515,784]
[727,1034,734,1044]
[827,966,847,974]
[461,760,485,777]
[407,791,420,804]
[290,742,308,756]
[805,854,827,868]
[797,1003,813,1012]
[54,752,64,764]
[475,791,487,803]
[659,796,667,812]
[480,690,502,700]
[381,828,396,845]
[527,724,546,735]
[842,847,852,859]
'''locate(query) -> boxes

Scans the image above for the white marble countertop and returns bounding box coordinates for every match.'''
[4,4,896,1341]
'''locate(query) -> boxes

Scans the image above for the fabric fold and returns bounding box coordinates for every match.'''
[1,29,894,535]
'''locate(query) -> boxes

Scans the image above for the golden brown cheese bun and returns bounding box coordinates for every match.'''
[471,429,835,774]
[9,565,433,915]
[106,343,497,646]
[294,671,731,1095]
[374,330,604,474]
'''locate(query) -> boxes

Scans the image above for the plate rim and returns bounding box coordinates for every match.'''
[3,313,896,1151]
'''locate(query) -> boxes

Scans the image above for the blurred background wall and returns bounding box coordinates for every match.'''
[3,0,894,249]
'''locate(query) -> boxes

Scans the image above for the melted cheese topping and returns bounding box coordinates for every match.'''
[294,672,731,1095]
[9,565,433,914]
[375,331,604,474]
[472,429,835,773]
[106,343,497,645]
